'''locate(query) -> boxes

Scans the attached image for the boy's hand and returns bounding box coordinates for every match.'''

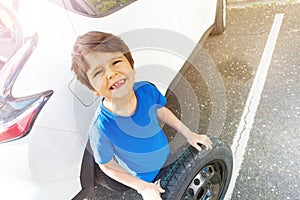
[138,180,165,200]
[187,133,213,152]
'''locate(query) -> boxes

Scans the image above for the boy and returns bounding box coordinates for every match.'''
[71,31,212,200]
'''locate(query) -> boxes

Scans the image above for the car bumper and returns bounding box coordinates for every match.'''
[0,127,87,200]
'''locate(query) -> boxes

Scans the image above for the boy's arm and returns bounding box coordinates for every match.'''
[157,106,212,151]
[99,159,164,199]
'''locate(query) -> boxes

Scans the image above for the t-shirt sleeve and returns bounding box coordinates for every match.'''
[149,82,167,108]
[89,119,114,165]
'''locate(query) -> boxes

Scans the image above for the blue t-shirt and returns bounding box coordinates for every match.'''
[89,81,170,182]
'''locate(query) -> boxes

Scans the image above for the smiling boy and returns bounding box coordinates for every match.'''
[71,31,212,200]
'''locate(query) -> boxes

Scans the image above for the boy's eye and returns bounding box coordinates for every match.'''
[112,60,122,65]
[93,70,103,78]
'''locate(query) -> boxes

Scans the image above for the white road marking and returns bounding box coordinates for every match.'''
[225,13,284,199]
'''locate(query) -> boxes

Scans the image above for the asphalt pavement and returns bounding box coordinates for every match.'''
[204,2,300,200]
[227,0,295,8]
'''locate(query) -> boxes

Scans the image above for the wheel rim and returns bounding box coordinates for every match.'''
[181,160,227,200]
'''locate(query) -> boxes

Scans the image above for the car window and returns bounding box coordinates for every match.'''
[63,0,136,17]
[89,0,134,15]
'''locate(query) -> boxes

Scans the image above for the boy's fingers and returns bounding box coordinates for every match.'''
[154,185,165,193]
[154,179,165,193]
[159,188,165,193]
[206,144,211,151]
[154,179,160,185]
[205,142,212,150]
[205,140,212,150]
[193,143,202,152]
[188,134,214,152]
[202,136,212,150]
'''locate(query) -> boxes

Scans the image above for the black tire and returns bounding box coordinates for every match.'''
[94,163,130,192]
[211,0,226,35]
[156,138,233,200]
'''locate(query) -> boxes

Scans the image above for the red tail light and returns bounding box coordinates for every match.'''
[0,105,38,142]
[0,33,53,143]
[0,90,53,143]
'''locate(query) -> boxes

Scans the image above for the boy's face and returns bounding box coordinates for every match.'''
[85,51,135,100]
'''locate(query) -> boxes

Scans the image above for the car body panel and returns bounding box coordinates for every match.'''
[0,0,221,199]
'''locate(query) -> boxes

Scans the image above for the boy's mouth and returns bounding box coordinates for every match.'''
[109,79,126,90]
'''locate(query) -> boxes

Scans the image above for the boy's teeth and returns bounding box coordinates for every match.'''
[111,79,125,89]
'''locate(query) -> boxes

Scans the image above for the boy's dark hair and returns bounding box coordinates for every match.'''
[71,31,134,91]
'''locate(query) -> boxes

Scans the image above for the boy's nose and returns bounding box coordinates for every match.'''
[107,72,118,80]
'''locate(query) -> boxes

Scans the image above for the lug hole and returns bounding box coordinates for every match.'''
[187,188,194,196]
[194,178,200,185]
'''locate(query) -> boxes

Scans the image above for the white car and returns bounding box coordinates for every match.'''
[0,0,226,199]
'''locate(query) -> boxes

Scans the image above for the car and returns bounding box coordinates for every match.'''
[0,0,227,199]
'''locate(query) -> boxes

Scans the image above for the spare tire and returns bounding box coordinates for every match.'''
[156,138,233,200]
